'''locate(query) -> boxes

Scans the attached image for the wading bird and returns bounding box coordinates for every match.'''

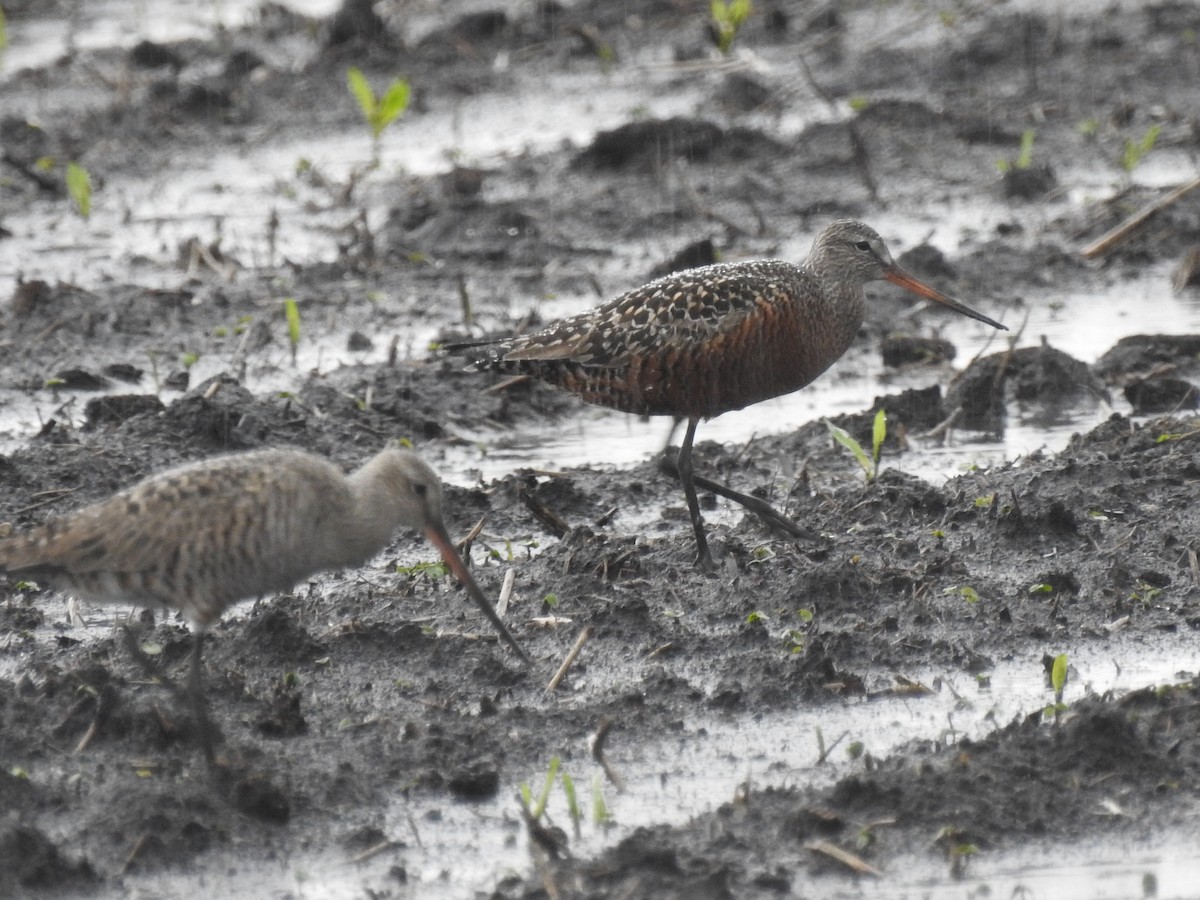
[0,447,529,762]
[450,220,1007,569]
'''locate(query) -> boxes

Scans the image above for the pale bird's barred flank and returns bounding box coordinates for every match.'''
[0,447,529,762]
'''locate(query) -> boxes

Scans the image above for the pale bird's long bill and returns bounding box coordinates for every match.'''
[424,523,531,664]
[885,267,1008,331]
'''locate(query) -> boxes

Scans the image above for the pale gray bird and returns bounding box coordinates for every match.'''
[0,446,529,762]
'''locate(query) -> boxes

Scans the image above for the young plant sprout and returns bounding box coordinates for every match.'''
[1121,124,1161,173]
[825,408,887,482]
[283,297,301,365]
[346,67,411,164]
[710,0,752,55]
[66,162,91,219]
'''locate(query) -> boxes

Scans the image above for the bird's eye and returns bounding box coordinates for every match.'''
[854,240,871,252]
[412,483,429,498]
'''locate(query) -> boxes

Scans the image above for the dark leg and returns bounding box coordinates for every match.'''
[659,429,817,543]
[674,417,714,571]
[189,630,217,766]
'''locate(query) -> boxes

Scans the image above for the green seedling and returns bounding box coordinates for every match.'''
[745,610,766,624]
[396,560,449,580]
[1029,582,1053,595]
[995,129,1036,173]
[0,7,8,56]
[784,629,805,653]
[1042,652,1069,722]
[871,408,887,468]
[1121,124,1161,173]
[346,67,411,162]
[825,408,886,482]
[66,162,92,219]
[710,0,751,55]
[591,772,611,825]
[561,772,581,833]
[1051,652,1068,703]
[181,351,200,370]
[1130,580,1162,605]
[283,297,301,365]
[520,755,560,821]
[944,585,980,604]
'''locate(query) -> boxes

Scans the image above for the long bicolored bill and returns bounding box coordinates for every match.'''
[425,523,531,664]
[885,266,1007,331]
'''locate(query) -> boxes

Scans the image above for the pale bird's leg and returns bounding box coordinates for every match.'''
[188,629,217,767]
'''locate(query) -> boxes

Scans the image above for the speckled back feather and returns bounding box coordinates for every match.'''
[459,221,896,419]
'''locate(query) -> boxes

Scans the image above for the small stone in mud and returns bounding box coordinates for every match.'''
[0,824,96,891]
[163,371,190,391]
[84,394,166,429]
[1001,165,1056,200]
[347,330,373,352]
[9,279,53,316]
[447,758,501,799]
[646,238,718,280]
[49,368,110,391]
[880,334,956,367]
[129,40,184,70]
[102,363,145,383]
[1124,376,1199,414]
[231,774,291,823]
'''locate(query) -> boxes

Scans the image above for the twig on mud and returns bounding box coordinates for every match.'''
[121,833,153,874]
[348,839,398,864]
[14,487,78,517]
[805,839,883,877]
[405,811,424,849]
[545,625,593,693]
[913,406,962,445]
[496,568,516,618]
[1081,175,1200,259]
[483,374,532,394]
[797,55,879,202]
[459,514,487,556]
[815,728,849,765]
[519,482,571,539]
[590,716,626,792]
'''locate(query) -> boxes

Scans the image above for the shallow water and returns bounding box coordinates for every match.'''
[5,4,1200,898]
[117,628,1198,897]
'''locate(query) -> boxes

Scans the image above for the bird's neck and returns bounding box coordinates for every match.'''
[338,459,402,565]
[806,257,867,349]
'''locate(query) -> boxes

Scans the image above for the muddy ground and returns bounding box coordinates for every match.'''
[3,1,1200,897]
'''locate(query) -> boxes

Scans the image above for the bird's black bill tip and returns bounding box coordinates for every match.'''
[884,267,1007,332]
